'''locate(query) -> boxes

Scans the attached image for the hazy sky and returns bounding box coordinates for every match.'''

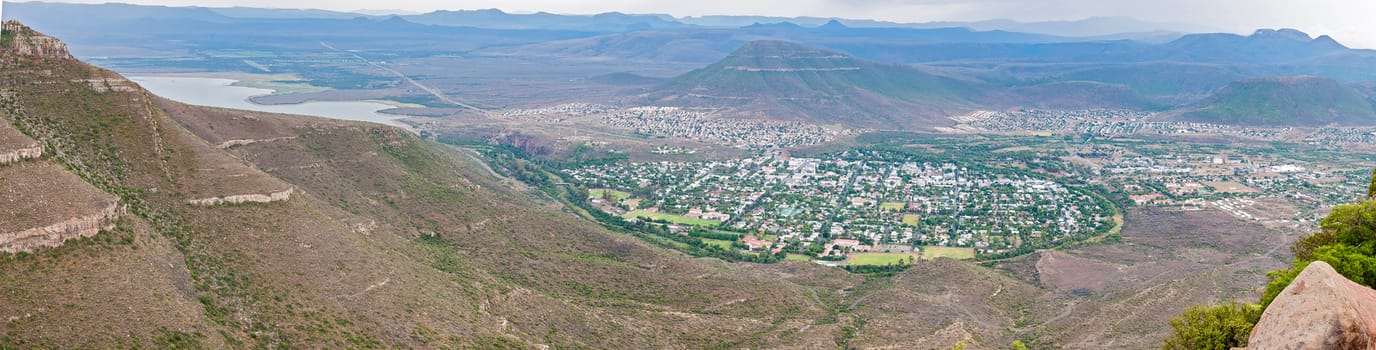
[10,0,1376,48]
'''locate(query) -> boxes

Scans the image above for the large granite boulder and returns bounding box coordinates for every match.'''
[1247,261,1376,349]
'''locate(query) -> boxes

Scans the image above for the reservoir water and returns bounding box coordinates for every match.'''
[129,76,407,127]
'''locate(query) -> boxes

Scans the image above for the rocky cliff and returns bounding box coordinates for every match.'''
[1246,261,1376,349]
[0,201,124,253]
[0,104,43,165]
[186,187,294,206]
[0,122,42,165]
[0,143,42,164]
[1,20,73,60]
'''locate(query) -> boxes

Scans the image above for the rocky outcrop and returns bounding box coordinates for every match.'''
[0,201,124,253]
[1,21,74,60]
[216,136,296,149]
[73,78,139,93]
[0,143,42,164]
[187,187,294,206]
[1246,261,1376,349]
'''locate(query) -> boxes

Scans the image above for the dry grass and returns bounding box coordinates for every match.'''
[920,246,976,260]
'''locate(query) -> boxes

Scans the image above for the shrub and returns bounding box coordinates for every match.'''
[1161,302,1261,350]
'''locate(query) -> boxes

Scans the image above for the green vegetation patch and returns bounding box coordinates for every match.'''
[879,201,905,212]
[701,238,735,249]
[0,29,13,48]
[902,214,922,227]
[919,246,975,260]
[623,210,722,227]
[846,252,917,266]
[589,188,632,201]
[1162,302,1260,350]
[784,254,813,262]
[232,79,329,95]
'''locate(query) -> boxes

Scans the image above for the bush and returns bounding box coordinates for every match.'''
[1161,302,1261,350]
[1262,200,1376,307]
[1168,170,1376,349]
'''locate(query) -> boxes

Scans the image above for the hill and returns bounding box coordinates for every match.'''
[0,21,850,348]
[0,21,1303,349]
[653,40,991,129]
[1155,29,1348,64]
[1175,76,1376,126]
[649,40,1171,129]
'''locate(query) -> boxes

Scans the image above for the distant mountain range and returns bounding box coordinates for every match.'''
[649,40,1168,129]
[7,1,1376,128]
[650,40,988,129]
[1,2,1215,37]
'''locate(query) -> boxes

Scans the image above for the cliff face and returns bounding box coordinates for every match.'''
[0,100,43,165]
[187,187,294,206]
[0,201,124,253]
[1,25,91,253]
[1246,261,1376,349]
[0,143,42,164]
[1,20,74,60]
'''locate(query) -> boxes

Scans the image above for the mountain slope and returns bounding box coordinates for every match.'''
[653,40,991,129]
[1175,76,1376,126]
[0,21,850,348]
[1155,29,1348,64]
[0,21,1301,350]
[649,40,1166,129]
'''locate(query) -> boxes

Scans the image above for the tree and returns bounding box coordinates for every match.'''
[1262,200,1376,307]
[1167,169,1376,348]
[1161,302,1260,350]
[1367,168,1376,199]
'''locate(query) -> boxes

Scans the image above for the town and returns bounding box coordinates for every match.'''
[565,149,1116,264]
[495,103,862,149]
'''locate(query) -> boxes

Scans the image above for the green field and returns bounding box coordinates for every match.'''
[902,214,922,226]
[784,254,813,262]
[623,210,721,227]
[919,246,975,260]
[880,201,905,211]
[701,238,735,249]
[590,188,632,201]
[847,252,918,266]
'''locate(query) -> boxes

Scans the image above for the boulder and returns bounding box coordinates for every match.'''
[1247,261,1376,349]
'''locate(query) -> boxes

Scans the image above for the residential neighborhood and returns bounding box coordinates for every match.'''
[567,149,1115,261]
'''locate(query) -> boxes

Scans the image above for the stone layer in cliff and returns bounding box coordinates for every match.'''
[187,187,294,206]
[1,161,123,253]
[0,121,42,165]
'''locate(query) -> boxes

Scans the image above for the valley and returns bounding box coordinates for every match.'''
[4,2,1376,348]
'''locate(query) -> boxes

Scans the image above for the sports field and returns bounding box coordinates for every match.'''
[919,246,975,260]
[623,210,721,227]
[847,252,918,265]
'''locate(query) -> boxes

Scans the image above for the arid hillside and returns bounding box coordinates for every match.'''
[0,21,1294,349]
[0,21,851,349]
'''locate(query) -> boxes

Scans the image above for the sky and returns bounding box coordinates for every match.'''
[8,0,1376,48]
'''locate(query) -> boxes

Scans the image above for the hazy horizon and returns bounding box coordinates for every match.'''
[6,0,1376,49]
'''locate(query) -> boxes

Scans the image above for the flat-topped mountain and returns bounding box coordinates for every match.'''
[654,40,989,129]
[1155,28,1350,64]
[1175,76,1376,126]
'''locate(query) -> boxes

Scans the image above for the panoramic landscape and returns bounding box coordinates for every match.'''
[3,0,1376,349]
